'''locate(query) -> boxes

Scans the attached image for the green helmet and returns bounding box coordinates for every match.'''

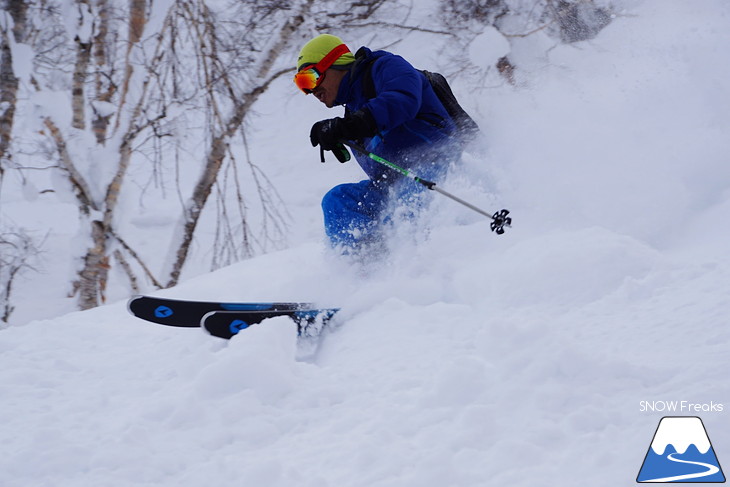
[296,34,355,71]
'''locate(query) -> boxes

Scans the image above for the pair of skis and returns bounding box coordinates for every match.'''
[128,295,339,339]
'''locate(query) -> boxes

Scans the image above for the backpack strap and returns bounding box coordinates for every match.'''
[350,47,378,100]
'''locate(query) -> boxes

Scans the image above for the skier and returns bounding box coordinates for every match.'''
[294,34,461,254]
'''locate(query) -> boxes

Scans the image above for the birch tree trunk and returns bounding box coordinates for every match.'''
[0,0,27,178]
[0,34,16,179]
[91,0,113,144]
[37,0,158,309]
[73,0,156,309]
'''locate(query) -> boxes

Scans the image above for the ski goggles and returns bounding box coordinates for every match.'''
[294,44,351,94]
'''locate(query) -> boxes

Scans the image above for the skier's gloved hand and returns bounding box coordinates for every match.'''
[310,109,378,163]
[310,119,350,162]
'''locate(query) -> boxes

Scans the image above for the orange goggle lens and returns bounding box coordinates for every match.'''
[294,68,321,94]
[293,43,350,94]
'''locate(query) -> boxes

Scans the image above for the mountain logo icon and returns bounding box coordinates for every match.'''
[637,416,725,483]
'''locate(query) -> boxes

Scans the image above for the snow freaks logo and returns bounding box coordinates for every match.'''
[637,416,726,483]
[640,401,724,413]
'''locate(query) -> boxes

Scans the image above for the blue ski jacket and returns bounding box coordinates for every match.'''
[334,47,458,183]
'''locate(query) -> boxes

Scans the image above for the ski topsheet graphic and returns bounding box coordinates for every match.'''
[637,416,725,483]
[127,295,316,327]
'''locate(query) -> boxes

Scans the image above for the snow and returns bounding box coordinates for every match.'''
[9,43,34,84]
[2,1,730,486]
[468,27,510,66]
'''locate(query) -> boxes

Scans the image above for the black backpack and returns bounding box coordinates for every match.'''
[419,70,480,142]
[359,58,480,143]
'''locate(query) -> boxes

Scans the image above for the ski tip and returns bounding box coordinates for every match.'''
[126,294,144,315]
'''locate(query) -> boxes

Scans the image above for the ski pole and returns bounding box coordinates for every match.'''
[342,141,512,235]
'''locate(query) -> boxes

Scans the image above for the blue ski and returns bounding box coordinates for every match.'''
[127,295,318,328]
[201,309,340,339]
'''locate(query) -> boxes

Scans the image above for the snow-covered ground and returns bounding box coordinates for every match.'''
[2,1,729,485]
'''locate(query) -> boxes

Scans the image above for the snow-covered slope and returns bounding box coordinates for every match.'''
[2,2,729,486]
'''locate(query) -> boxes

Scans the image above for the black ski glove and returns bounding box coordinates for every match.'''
[310,119,350,163]
[310,109,378,163]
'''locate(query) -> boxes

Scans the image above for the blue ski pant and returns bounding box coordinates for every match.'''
[322,179,389,247]
[321,174,441,248]
[321,144,460,249]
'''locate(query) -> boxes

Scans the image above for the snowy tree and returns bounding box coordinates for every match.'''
[1,0,411,313]
[440,0,614,83]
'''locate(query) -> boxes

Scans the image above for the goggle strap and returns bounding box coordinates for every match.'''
[311,44,351,74]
